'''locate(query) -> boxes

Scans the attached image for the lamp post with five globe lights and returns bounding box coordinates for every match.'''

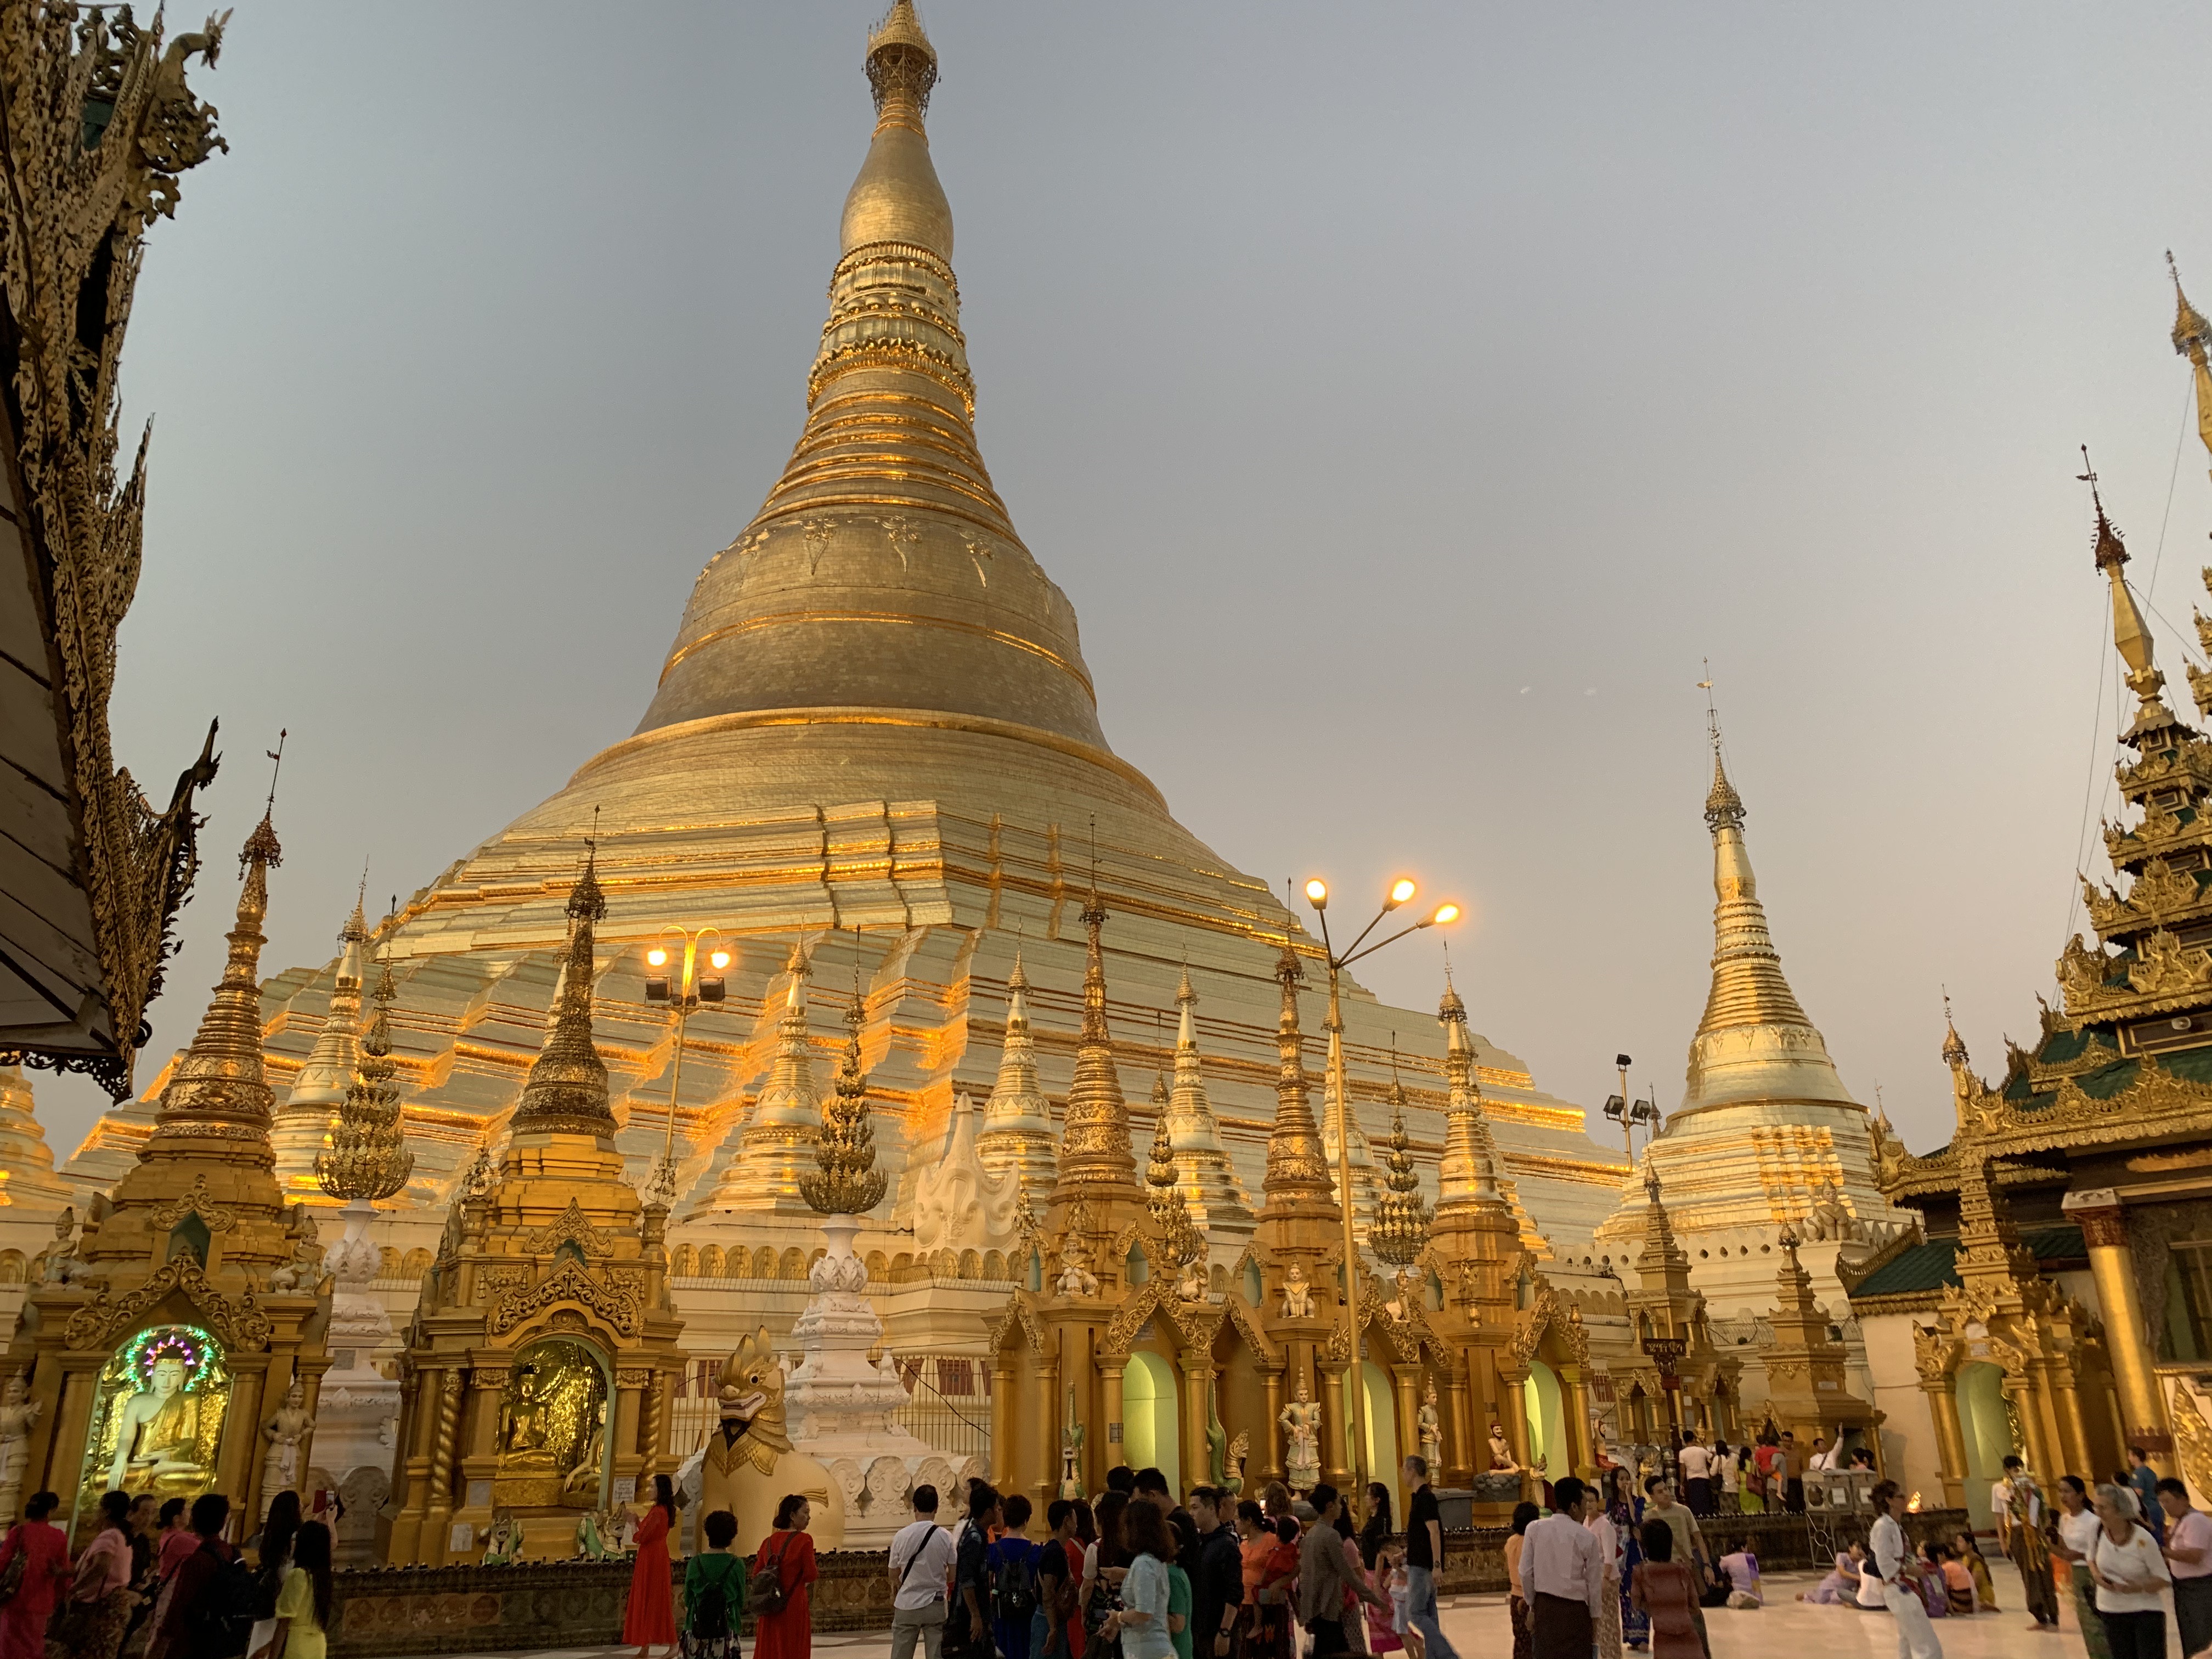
[1301,874,1460,1502]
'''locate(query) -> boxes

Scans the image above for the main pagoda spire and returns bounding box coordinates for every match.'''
[1680,737,1858,1114]
[633,0,1109,761]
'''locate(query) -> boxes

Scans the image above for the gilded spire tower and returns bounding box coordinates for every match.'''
[1045,890,1144,1245]
[975,950,1058,1200]
[1595,718,1911,1320]
[1159,967,1255,1240]
[272,893,369,1198]
[9,798,332,1526]
[697,941,823,1215]
[383,842,686,1566]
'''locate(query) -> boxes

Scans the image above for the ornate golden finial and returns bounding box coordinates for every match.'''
[1700,673,1745,832]
[802,930,889,1217]
[2174,251,2211,360]
[1434,961,1504,1205]
[510,840,614,1135]
[1372,1048,1430,1267]
[2080,448,2129,572]
[2078,446,2179,733]
[317,936,413,1203]
[866,0,938,127]
[148,787,285,1147]
[1939,989,1968,1069]
[1637,1156,1690,1272]
[1053,868,1139,1196]
[2170,253,2212,483]
[1261,888,1333,1202]
[1145,1109,1178,1216]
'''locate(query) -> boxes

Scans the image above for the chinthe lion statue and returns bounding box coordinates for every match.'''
[689,1326,845,1550]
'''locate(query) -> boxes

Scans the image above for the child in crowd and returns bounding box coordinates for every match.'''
[1950,1531,1997,1612]
[1932,1543,1980,1617]
[1795,1543,1863,1605]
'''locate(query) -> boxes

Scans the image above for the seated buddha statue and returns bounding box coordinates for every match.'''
[497,1365,560,1472]
[108,1356,208,1494]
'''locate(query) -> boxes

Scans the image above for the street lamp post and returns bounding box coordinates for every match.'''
[1602,1054,1661,1163]
[642,926,729,1204]
[1301,876,1460,1506]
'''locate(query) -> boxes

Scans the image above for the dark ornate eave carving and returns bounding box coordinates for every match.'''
[0,5,227,1097]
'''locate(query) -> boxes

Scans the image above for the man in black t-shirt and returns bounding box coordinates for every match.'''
[1187,1487,1244,1659]
[1035,1500,1081,1658]
[1401,1456,1459,1659]
[946,1483,1000,1659]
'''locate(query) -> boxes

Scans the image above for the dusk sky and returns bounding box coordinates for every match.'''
[40,1,2212,1164]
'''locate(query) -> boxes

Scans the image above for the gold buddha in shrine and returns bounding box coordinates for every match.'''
[492,1341,608,1510]
[498,1364,560,1472]
[106,1354,212,1495]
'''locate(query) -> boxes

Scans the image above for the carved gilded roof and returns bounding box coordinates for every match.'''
[0,7,224,1096]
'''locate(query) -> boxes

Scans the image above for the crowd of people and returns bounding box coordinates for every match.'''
[0,1488,335,1659]
[876,1456,1459,1659]
[1643,1427,1876,1521]
[15,1441,2212,1659]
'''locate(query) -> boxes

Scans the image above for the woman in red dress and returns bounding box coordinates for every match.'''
[751,1496,818,1659]
[0,1491,73,1659]
[625,1475,680,1658]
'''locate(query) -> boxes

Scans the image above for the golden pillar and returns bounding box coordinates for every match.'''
[1499,1367,1533,1473]
[1561,1365,1595,1479]
[643,1368,669,1475]
[2027,1359,2068,1482]
[221,1361,270,1515]
[43,1361,98,1509]
[1923,1375,1968,1511]
[991,1361,1017,1499]
[1444,1364,1474,1488]
[2067,1193,2172,1475]
[1032,1355,1060,1522]
[613,1370,647,1494]
[2055,1365,2095,1482]
[1102,1360,1127,1471]
[1319,1359,1351,1489]
[425,1365,464,1556]
[2004,1374,2052,1478]
[1183,1362,1215,1497]
[1391,1367,1421,1497]
[1261,1367,1285,1485]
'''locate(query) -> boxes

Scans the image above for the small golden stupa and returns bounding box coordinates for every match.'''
[380,847,686,1565]
[5,806,330,1537]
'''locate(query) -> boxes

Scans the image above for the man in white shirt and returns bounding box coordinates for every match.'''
[889,1483,958,1659]
[1807,1436,1836,1472]
[1520,1476,1605,1659]
[1868,1480,1942,1659]
[1676,1438,1714,1517]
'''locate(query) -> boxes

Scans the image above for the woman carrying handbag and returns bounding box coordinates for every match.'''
[751,1497,818,1659]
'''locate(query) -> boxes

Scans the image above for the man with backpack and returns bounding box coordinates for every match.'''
[150,1494,261,1659]
[890,1485,958,1659]
[986,1496,1042,1659]
[945,1485,1000,1659]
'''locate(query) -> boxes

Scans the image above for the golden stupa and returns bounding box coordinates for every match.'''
[68,5,1629,1390]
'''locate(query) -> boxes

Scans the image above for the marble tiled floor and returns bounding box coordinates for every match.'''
[421,1558,2185,1659]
